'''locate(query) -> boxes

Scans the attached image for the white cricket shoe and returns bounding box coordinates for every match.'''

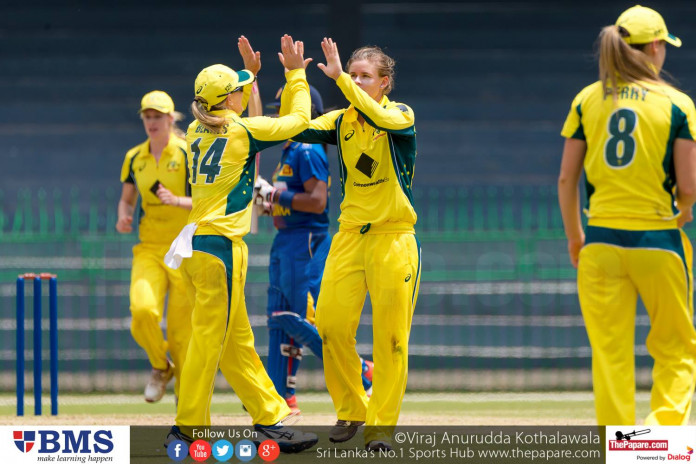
[144,360,174,403]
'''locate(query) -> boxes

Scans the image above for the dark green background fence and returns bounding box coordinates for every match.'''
[0,185,669,393]
[5,0,696,394]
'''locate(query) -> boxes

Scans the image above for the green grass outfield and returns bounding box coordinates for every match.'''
[0,391,664,425]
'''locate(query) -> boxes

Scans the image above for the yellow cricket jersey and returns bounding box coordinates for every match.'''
[186,68,310,239]
[561,79,696,230]
[292,73,417,233]
[120,136,190,244]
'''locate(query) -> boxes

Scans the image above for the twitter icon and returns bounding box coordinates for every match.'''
[212,439,234,462]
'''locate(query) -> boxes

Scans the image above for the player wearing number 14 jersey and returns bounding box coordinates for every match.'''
[163,36,318,454]
[558,5,696,426]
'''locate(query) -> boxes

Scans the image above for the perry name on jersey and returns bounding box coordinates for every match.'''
[561,79,696,230]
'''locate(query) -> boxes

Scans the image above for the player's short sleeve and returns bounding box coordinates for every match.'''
[293,110,342,145]
[672,92,696,140]
[561,91,586,140]
[120,148,138,184]
[297,144,329,184]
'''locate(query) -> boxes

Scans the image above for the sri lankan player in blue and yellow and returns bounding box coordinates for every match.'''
[116,90,192,404]
[254,86,374,414]
[163,35,317,453]
[558,5,696,425]
[292,39,421,450]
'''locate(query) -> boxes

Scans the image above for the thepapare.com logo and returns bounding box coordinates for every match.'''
[12,429,114,454]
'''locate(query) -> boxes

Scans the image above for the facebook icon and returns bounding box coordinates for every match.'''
[167,439,189,461]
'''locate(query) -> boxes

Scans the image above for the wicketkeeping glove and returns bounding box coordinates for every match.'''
[253,176,275,216]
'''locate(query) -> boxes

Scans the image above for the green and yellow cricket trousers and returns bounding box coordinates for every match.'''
[315,225,421,444]
[175,234,290,432]
[129,242,192,397]
[578,226,696,425]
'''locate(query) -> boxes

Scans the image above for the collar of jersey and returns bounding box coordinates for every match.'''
[145,137,178,159]
[209,108,239,119]
[343,95,390,123]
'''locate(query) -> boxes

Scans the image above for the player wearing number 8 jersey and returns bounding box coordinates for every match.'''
[559,5,696,425]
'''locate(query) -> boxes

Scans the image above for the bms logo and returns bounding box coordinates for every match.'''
[13,430,114,454]
[13,431,35,452]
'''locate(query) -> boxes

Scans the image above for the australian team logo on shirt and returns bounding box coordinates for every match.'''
[167,161,180,172]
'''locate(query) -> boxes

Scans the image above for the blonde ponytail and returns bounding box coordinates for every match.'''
[170,110,186,140]
[191,98,227,133]
[597,25,666,101]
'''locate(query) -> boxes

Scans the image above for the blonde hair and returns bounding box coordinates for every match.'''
[191,97,227,133]
[171,111,185,140]
[346,46,396,95]
[598,25,668,101]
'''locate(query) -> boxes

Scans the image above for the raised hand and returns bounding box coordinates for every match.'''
[278,34,312,71]
[238,35,261,75]
[317,37,343,80]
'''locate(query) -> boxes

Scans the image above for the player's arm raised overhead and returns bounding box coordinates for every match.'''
[238,35,262,115]
[243,35,311,148]
[318,37,414,135]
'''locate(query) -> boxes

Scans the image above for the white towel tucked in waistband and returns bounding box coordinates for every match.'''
[164,223,198,269]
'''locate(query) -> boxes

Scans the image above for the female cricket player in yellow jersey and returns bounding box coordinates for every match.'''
[559,5,696,425]
[291,39,420,450]
[163,35,317,453]
[116,90,192,404]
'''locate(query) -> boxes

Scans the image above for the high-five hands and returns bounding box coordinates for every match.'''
[317,37,343,80]
[238,36,261,75]
[278,34,313,71]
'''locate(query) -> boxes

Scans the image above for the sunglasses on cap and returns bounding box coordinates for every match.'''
[216,86,244,98]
